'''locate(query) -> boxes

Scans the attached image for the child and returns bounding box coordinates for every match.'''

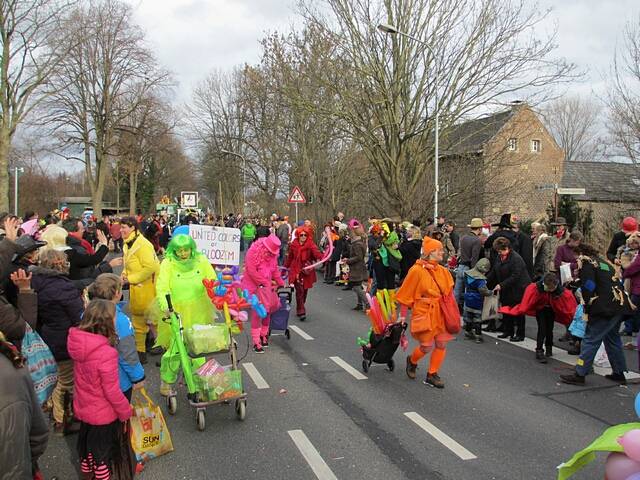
[500,273,577,362]
[67,299,132,480]
[88,274,145,401]
[462,258,492,343]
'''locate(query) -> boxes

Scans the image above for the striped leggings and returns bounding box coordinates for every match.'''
[80,453,110,479]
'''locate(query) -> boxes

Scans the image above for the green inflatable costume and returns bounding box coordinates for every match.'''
[155,234,217,389]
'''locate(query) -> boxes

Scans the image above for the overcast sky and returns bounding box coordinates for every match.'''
[124,0,640,104]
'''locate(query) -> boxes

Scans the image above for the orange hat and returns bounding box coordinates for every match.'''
[422,237,443,256]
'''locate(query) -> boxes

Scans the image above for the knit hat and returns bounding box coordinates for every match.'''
[422,237,443,257]
[622,216,638,234]
[263,234,281,255]
[467,258,491,279]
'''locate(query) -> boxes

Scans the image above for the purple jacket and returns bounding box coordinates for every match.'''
[554,244,578,273]
[623,254,640,295]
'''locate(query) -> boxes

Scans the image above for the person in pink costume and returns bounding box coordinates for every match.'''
[241,234,284,353]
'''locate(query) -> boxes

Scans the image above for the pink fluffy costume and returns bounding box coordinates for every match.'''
[241,234,284,352]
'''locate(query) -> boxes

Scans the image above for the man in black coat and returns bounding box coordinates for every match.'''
[606,216,638,262]
[486,236,531,341]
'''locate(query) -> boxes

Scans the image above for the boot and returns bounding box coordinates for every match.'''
[560,372,585,385]
[605,373,627,385]
[535,349,547,363]
[424,373,445,389]
[545,346,553,358]
[60,392,80,436]
[406,356,417,380]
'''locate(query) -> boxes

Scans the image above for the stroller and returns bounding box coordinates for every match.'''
[163,295,247,431]
[270,268,293,339]
[361,322,406,373]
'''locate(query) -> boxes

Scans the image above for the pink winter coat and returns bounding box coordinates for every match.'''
[241,238,284,295]
[67,327,132,425]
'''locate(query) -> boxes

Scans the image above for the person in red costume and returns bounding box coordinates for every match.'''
[285,226,323,321]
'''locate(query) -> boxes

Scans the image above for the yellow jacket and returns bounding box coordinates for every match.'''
[123,232,160,315]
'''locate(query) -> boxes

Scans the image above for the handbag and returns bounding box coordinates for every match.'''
[427,270,461,334]
[21,324,58,406]
[130,389,174,463]
[257,285,280,314]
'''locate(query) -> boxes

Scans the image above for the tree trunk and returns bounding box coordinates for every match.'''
[129,168,137,215]
[0,127,11,212]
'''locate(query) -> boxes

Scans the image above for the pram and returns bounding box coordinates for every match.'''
[361,322,407,373]
[163,294,247,431]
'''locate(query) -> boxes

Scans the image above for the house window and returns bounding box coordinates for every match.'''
[531,139,541,153]
[508,138,518,151]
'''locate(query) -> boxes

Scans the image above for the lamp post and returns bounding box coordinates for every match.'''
[13,166,24,216]
[377,23,440,219]
[221,149,246,214]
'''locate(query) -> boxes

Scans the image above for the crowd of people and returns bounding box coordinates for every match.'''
[1,204,639,479]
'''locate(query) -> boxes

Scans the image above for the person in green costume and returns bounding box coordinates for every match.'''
[241,220,256,252]
[155,234,216,396]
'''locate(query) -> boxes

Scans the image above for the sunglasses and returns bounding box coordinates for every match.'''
[299,234,307,237]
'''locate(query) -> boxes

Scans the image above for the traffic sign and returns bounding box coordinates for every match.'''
[556,187,586,195]
[288,186,306,204]
[180,191,199,208]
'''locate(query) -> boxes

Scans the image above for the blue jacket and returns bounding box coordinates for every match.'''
[464,274,488,311]
[115,303,145,392]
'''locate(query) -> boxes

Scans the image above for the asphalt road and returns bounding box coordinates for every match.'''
[40,276,640,480]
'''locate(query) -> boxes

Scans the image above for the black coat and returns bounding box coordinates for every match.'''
[607,231,628,262]
[485,229,520,265]
[486,250,531,306]
[516,231,534,277]
[579,256,634,319]
[399,239,422,282]
[31,267,84,361]
[66,236,109,281]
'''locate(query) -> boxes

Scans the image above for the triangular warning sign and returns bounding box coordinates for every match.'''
[288,186,306,203]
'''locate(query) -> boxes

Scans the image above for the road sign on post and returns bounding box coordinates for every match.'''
[180,191,199,208]
[556,187,586,195]
[288,186,306,224]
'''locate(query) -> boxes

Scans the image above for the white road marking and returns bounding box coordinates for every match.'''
[290,325,314,340]
[242,362,269,389]
[329,356,367,380]
[288,429,339,480]
[482,331,640,380]
[404,412,477,461]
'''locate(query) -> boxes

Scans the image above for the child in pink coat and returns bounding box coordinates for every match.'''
[67,299,132,480]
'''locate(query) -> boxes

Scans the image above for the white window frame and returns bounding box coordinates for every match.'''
[531,139,541,153]
[508,138,518,151]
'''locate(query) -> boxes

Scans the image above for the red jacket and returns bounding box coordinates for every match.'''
[285,239,323,289]
[67,328,131,425]
[499,282,577,325]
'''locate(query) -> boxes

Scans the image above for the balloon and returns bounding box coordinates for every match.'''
[635,392,640,418]
[172,225,189,236]
[605,452,640,480]
[303,226,333,271]
[625,473,640,480]
[619,430,640,462]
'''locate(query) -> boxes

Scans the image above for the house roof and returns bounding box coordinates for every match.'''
[441,109,514,155]
[562,161,640,203]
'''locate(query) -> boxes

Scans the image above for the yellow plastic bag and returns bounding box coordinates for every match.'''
[130,389,174,463]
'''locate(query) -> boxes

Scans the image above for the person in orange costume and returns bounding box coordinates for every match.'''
[397,237,454,389]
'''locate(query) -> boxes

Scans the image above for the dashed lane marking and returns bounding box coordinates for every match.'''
[404,412,477,460]
[288,429,339,480]
[290,325,314,340]
[329,356,368,380]
[242,362,269,389]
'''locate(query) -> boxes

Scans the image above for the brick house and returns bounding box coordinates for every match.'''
[561,160,640,244]
[438,102,564,227]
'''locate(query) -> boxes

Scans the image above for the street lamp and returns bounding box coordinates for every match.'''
[13,166,24,216]
[377,23,440,219]
[221,149,246,213]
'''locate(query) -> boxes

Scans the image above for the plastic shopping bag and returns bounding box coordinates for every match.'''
[481,293,501,322]
[594,343,611,369]
[130,389,173,463]
[21,324,58,406]
[568,304,586,339]
[560,263,573,285]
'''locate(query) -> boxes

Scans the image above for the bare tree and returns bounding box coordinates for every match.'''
[41,0,171,217]
[608,17,640,163]
[0,0,76,210]
[298,0,575,217]
[542,95,601,162]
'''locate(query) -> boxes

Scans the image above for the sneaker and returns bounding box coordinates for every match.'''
[560,372,585,385]
[405,356,417,380]
[352,305,363,311]
[160,381,173,397]
[509,336,524,342]
[298,315,306,322]
[424,373,445,389]
[261,336,269,348]
[253,344,265,354]
[605,373,627,385]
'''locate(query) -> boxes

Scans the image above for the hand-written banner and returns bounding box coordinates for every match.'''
[188,225,241,266]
